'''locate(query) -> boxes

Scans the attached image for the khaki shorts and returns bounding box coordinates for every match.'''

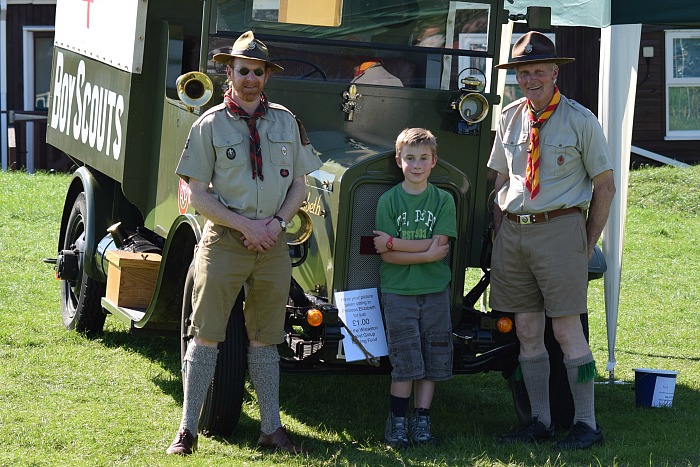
[189,221,291,344]
[489,212,588,317]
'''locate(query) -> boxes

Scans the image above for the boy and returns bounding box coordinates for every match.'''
[373,128,457,447]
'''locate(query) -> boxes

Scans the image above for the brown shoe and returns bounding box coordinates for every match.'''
[166,428,198,455]
[257,426,308,455]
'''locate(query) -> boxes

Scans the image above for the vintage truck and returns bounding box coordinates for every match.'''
[46,0,605,437]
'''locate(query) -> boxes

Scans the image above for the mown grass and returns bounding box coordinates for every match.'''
[0,166,698,466]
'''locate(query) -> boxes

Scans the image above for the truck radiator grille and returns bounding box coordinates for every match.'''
[347,183,388,291]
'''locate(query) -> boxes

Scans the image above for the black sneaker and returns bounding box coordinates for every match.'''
[166,428,198,455]
[555,422,604,450]
[409,414,438,445]
[498,418,555,444]
[384,413,410,448]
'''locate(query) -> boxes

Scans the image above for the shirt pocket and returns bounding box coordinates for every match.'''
[502,129,529,175]
[213,133,246,168]
[265,131,294,167]
[542,132,581,175]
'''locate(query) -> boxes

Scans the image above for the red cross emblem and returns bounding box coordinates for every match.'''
[83,0,94,29]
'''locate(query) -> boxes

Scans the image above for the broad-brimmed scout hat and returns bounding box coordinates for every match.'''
[212,30,284,73]
[495,31,575,69]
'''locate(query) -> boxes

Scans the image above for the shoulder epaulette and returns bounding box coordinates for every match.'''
[502,96,527,113]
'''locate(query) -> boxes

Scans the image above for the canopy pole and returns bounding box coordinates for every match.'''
[597,24,641,383]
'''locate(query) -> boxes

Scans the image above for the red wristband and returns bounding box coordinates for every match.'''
[386,236,393,251]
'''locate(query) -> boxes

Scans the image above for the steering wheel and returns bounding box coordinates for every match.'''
[271,57,328,81]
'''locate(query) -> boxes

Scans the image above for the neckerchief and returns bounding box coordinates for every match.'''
[526,86,561,199]
[224,89,268,181]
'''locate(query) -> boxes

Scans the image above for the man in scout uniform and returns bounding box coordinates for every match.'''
[167,31,322,456]
[488,31,616,450]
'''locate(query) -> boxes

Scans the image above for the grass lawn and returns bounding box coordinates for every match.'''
[0,165,698,466]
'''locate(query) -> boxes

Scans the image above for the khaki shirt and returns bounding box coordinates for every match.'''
[488,94,612,214]
[176,102,322,219]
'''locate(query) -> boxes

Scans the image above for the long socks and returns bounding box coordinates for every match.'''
[179,342,219,434]
[248,345,282,434]
[564,352,597,429]
[519,351,551,427]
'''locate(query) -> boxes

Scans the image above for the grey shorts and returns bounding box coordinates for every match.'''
[381,288,453,382]
[189,221,291,344]
[489,211,588,317]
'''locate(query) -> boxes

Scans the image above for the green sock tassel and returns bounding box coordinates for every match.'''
[514,364,523,382]
[577,360,597,383]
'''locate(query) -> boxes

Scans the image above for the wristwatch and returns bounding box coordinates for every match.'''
[274,215,287,231]
[386,236,393,251]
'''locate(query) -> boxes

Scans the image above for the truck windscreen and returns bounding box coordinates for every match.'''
[211,0,495,90]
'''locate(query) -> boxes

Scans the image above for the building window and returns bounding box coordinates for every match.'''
[665,29,700,140]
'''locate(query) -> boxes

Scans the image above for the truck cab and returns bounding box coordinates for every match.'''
[47,0,589,436]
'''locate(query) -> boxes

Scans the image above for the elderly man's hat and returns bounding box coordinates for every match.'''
[212,30,284,73]
[495,31,574,69]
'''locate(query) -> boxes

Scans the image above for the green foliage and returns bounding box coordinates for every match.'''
[0,167,699,466]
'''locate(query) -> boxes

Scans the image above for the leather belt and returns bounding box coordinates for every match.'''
[505,207,582,225]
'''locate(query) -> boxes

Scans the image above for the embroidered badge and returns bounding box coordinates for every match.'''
[281,146,288,157]
[525,43,533,53]
[557,155,565,165]
[226,148,236,160]
[248,41,256,50]
[280,169,289,177]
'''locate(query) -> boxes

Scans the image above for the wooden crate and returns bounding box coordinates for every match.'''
[106,250,162,308]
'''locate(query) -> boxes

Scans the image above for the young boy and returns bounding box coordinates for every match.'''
[373,128,457,447]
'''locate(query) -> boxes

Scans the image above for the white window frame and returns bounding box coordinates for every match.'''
[664,29,700,141]
[23,25,54,174]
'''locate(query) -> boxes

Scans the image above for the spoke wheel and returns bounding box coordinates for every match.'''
[60,193,106,334]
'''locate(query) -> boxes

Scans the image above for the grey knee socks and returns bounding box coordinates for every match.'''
[520,351,551,427]
[564,352,597,429]
[179,342,219,434]
[248,345,282,435]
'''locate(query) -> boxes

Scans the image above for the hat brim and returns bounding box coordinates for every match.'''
[495,57,575,70]
[212,53,284,74]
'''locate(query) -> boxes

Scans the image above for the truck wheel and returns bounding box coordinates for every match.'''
[60,193,106,334]
[180,263,248,437]
[507,373,532,426]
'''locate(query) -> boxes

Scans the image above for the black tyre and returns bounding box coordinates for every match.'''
[60,193,106,334]
[507,372,532,426]
[180,263,248,437]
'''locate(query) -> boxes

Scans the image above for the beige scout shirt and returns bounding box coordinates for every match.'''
[488,94,612,214]
[176,102,322,220]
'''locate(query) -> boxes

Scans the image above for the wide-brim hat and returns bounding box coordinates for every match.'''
[212,30,284,74]
[495,31,574,69]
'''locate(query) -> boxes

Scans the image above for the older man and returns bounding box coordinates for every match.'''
[488,31,615,450]
[167,31,322,456]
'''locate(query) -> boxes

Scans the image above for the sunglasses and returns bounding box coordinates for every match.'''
[234,67,265,77]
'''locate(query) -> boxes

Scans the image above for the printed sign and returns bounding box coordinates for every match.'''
[334,288,388,362]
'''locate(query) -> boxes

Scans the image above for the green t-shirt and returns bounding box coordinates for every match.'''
[375,183,457,295]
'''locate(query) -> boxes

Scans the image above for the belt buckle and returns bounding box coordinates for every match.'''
[517,214,532,225]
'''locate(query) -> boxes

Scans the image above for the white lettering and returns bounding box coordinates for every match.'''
[50,51,126,160]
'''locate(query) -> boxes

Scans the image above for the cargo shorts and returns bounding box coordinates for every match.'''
[489,211,588,317]
[188,221,291,344]
[381,288,453,382]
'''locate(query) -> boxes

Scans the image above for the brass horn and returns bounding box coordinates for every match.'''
[285,209,313,246]
[176,72,213,109]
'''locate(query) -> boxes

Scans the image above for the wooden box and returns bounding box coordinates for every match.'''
[106,250,162,308]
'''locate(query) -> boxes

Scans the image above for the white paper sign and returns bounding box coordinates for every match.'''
[334,288,388,362]
[652,376,677,407]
